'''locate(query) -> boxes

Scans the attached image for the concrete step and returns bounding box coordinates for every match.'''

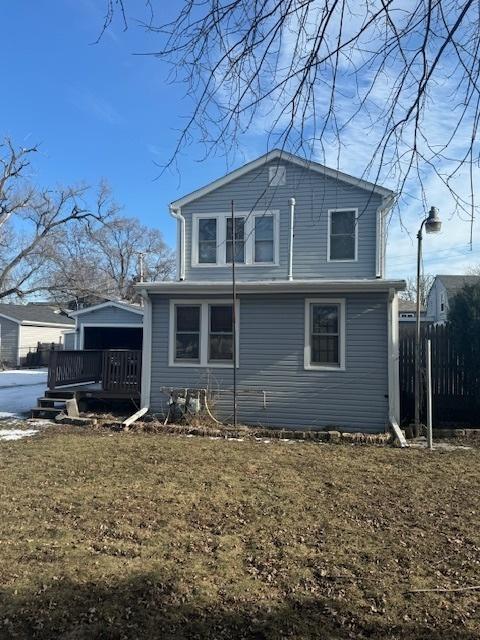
[31,406,64,419]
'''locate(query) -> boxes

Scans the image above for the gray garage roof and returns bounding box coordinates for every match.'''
[0,303,74,326]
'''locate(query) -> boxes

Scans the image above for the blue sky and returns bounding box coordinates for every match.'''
[1,1,479,280]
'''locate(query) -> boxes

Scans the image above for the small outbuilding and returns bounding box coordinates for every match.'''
[0,303,74,367]
[68,300,144,350]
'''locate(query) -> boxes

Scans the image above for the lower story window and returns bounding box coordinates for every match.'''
[170,300,238,367]
[175,305,200,362]
[305,299,345,370]
[209,304,233,361]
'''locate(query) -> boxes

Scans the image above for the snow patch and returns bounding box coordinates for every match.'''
[0,429,38,441]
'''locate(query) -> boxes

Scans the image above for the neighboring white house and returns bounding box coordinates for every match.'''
[426,275,480,324]
[0,303,74,367]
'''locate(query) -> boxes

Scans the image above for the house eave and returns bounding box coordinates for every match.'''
[171,149,395,209]
[136,278,406,296]
[68,300,144,318]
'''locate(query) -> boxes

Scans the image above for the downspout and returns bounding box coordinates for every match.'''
[139,287,152,411]
[288,197,296,281]
[169,204,185,281]
[388,287,408,447]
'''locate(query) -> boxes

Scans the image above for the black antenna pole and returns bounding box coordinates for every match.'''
[231,199,237,429]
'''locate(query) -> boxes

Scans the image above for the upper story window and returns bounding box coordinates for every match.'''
[440,293,445,312]
[198,218,217,264]
[226,217,246,264]
[254,214,274,263]
[192,211,279,267]
[328,209,357,262]
[268,165,286,186]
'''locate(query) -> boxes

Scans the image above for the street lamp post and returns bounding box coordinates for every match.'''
[414,206,442,436]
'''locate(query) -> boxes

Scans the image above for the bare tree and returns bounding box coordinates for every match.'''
[99,1,480,240]
[48,216,175,305]
[400,274,435,309]
[0,138,117,301]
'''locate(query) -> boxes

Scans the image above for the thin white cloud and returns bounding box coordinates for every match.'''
[68,87,125,126]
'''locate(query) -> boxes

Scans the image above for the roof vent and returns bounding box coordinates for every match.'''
[269,165,286,186]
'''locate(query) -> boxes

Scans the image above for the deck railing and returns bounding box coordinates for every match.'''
[48,350,103,389]
[48,349,142,395]
[102,350,142,394]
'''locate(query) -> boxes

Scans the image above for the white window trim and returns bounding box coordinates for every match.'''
[191,210,279,267]
[327,208,358,263]
[169,299,240,368]
[304,298,346,371]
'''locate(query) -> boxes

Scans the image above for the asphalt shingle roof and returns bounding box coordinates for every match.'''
[437,275,480,298]
[0,304,74,325]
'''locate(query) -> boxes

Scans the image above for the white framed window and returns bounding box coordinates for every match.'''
[191,211,279,267]
[169,299,240,368]
[304,298,346,370]
[197,217,218,264]
[173,304,201,363]
[440,293,445,312]
[328,209,358,262]
[268,165,286,186]
[254,213,275,263]
[226,217,246,264]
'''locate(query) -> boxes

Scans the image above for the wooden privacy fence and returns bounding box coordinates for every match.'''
[400,324,478,426]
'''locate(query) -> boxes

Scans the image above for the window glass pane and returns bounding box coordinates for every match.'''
[176,334,200,360]
[330,236,355,260]
[331,210,355,235]
[198,218,217,263]
[199,242,217,263]
[255,216,273,240]
[176,306,200,332]
[209,335,233,360]
[311,335,339,364]
[209,304,233,361]
[226,218,245,263]
[210,305,232,333]
[255,216,274,263]
[312,305,338,334]
[199,218,217,241]
[175,306,200,361]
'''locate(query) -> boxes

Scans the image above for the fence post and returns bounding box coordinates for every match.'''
[48,350,58,390]
[426,339,433,450]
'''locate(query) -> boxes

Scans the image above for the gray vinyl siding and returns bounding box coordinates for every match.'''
[149,292,389,432]
[182,159,382,282]
[0,318,19,367]
[76,306,143,329]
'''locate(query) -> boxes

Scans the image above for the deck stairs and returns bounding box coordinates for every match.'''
[31,390,76,419]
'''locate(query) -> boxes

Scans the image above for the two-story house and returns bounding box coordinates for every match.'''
[137,150,405,433]
[426,275,480,324]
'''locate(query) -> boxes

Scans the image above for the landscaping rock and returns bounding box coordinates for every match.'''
[55,413,97,427]
[326,430,341,443]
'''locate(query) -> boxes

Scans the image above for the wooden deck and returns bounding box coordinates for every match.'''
[48,350,142,399]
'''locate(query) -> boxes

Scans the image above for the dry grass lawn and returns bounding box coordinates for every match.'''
[0,427,479,639]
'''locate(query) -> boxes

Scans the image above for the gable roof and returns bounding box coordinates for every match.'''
[437,275,480,298]
[171,149,395,209]
[68,300,144,318]
[398,299,425,313]
[0,303,74,326]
